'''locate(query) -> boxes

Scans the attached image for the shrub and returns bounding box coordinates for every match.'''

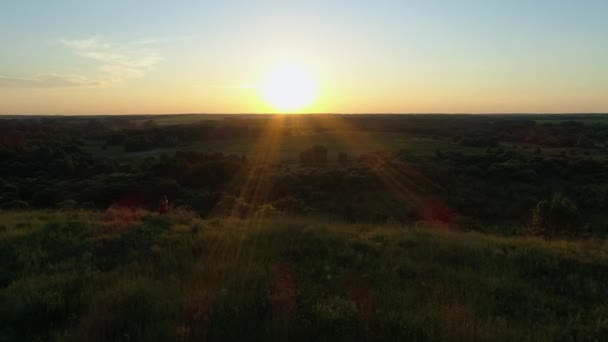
[167,207,199,224]
[272,196,306,215]
[254,204,283,218]
[212,195,252,218]
[529,193,583,239]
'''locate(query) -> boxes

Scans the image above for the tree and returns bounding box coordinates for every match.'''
[529,193,583,239]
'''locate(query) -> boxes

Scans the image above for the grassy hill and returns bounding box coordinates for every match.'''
[1,210,607,341]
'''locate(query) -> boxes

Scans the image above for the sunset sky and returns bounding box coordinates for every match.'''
[1,1,607,114]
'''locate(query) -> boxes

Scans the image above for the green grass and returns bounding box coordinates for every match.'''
[1,210,607,341]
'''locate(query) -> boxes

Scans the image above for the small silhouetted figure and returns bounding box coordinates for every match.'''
[159,195,169,214]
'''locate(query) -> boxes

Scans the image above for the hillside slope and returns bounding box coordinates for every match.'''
[1,210,607,341]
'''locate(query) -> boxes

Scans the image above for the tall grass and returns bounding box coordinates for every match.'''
[1,210,607,341]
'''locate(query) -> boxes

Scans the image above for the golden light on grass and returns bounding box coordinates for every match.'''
[260,64,319,113]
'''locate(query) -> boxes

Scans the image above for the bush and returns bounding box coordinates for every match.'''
[212,195,252,218]
[254,204,283,218]
[166,207,199,224]
[529,193,584,239]
[272,196,307,215]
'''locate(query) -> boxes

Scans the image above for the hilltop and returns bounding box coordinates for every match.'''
[1,210,607,341]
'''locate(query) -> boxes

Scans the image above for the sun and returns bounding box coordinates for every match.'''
[260,64,319,112]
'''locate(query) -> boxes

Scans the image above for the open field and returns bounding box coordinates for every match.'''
[1,210,607,341]
[74,114,608,162]
[84,132,492,161]
[85,134,607,163]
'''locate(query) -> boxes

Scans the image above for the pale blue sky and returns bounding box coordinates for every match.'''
[1,0,607,114]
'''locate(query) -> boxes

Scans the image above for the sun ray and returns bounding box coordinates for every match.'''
[306,114,457,226]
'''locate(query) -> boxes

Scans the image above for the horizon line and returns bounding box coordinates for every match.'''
[1,112,608,117]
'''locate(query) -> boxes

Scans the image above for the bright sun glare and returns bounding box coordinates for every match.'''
[260,64,318,112]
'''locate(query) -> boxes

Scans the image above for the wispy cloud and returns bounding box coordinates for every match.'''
[133,39,158,46]
[0,74,100,88]
[60,37,162,85]
[59,38,111,50]
[1,37,161,89]
[99,65,144,83]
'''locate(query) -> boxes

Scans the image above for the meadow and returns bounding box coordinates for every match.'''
[77,114,608,165]
[1,209,607,341]
[84,132,490,162]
